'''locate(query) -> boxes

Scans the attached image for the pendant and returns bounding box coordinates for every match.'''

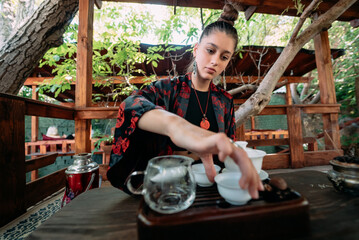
[200,118,210,130]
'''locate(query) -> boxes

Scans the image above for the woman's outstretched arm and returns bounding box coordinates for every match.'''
[138,108,264,199]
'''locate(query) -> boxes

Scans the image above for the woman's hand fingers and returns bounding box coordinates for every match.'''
[199,153,216,182]
[185,132,263,198]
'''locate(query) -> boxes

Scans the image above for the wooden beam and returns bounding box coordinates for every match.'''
[286,84,292,105]
[0,96,26,227]
[304,150,343,166]
[75,0,95,154]
[299,104,340,114]
[258,105,287,115]
[287,106,305,168]
[25,100,74,119]
[314,30,337,104]
[25,168,66,209]
[72,103,337,120]
[31,86,40,180]
[75,107,118,119]
[314,29,341,150]
[247,138,289,146]
[25,153,59,173]
[102,0,359,22]
[24,76,313,86]
[0,93,74,120]
[262,153,290,169]
[31,86,39,142]
[245,5,257,20]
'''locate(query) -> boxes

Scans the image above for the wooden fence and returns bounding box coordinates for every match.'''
[0,93,74,227]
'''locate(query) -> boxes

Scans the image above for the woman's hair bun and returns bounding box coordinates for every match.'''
[217,3,239,26]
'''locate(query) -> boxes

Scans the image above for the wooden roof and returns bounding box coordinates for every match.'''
[104,0,359,22]
[25,44,344,104]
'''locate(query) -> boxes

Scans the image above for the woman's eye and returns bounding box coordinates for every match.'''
[222,56,229,61]
[207,49,214,54]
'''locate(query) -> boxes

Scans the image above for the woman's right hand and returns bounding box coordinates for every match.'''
[185,133,264,199]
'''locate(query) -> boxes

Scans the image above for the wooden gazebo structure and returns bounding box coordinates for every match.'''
[1,0,359,228]
[72,0,358,165]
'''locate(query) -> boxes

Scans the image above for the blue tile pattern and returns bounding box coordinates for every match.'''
[0,199,61,240]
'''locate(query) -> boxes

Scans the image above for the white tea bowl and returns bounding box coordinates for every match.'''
[224,148,266,174]
[192,163,221,187]
[234,141,248,149]
[214,172,251,205]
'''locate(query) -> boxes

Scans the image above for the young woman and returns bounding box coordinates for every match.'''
[107,4,263,198]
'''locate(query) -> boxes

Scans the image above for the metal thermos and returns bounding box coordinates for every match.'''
[61,153,100,207]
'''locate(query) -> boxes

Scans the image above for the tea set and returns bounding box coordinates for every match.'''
[126,141,269,214]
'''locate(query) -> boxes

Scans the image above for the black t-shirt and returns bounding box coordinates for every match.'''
[185,88,218,133]
[171,87,218,151]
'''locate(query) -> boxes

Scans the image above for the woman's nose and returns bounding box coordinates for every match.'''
[211,55,219,66]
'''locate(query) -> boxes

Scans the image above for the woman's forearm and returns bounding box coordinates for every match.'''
[137,109,213,150]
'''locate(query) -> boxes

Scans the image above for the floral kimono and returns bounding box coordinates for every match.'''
[107,73,235,193]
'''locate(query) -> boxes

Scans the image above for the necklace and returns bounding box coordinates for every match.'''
[192,83,210,130]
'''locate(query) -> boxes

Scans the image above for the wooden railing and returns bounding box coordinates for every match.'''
[25,140,76,156]
[237,104,342,169]
[0,93,74,227]
[25,139,104,157]
[25,153,66,209]
[245,129,289,140]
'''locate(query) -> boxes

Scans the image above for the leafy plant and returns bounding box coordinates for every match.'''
[92,135,114,155]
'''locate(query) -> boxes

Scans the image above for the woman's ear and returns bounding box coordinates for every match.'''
[193,43,198,57]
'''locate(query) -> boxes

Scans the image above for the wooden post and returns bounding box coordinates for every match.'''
[0,96,26,227]
[236,124,246,141]
[314,30,341,150]
[250,116,255,130]
[31,85,39,180]
[286,84,292,105]
[287,106,304,168]
[75,0,94,154]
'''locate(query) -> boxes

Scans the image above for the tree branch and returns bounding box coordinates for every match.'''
[290,83,302,104]
[290,0,322,42]
[309,90,321,104]
[228,84,257,95]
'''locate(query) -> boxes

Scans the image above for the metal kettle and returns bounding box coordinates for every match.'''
[61,153,100,207]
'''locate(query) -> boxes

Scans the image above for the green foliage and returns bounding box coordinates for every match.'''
[34,1,358,116]
[92,135,115,155]
[37,43,77,98]
[330,22,359,118]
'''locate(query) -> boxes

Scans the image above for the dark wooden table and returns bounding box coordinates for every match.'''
[27,171,359,240]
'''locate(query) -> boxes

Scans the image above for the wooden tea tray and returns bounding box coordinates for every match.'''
[137,184,310,240]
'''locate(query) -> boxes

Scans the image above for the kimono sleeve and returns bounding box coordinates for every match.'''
[226,98,236,140]
[111,79,173,166]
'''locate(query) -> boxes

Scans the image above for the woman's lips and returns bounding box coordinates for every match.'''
[206,67,216,74]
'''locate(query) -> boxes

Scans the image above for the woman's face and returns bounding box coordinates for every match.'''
[193,31,235,81]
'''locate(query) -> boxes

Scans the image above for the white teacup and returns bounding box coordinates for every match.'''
[234,141,248,149]
[215,172,251,205]
[225,147,266,174]
[192,163,221,187]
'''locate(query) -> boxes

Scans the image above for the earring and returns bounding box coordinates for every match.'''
[213,74,221,85]
[193,61,197,76]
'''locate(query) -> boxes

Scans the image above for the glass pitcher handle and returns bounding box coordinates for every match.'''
[126,171,144,195]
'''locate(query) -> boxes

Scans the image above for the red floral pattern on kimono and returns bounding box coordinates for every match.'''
[107,74,235,194]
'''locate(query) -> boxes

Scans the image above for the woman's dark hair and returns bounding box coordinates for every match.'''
[199,4,239,49]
